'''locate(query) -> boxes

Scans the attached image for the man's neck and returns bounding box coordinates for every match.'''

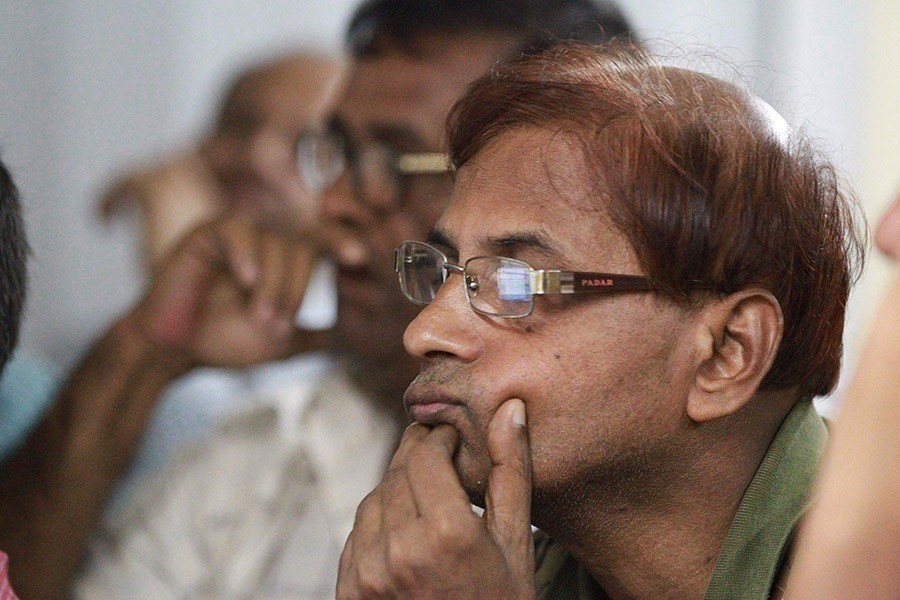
[537,404,791,600]
[562,473,745,599]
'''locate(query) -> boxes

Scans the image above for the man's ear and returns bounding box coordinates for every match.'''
[687,289,783,423]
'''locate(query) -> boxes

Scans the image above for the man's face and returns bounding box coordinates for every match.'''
[322,37,513,367]
[401,128,704,516]
[203,58,341,224]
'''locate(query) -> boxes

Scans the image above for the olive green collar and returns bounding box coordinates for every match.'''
[704,400,826,599]
[535,400,827,600]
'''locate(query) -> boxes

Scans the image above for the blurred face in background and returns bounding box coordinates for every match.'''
[202,54,343,226]
[316,35,514,371]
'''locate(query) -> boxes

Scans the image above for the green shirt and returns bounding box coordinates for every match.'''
[534,400,827,599]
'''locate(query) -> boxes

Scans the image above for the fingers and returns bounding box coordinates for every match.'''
[339,487,388,600]
[340,424,472,599]
[217,217,260,287]
[484,399,533,562]
[383,424,469,527]
[384,423,446,471]
[381,459,419,531]
[338,415,533,599]
[381,424,448,522]
[251,233,293,331]
[404,425,475,521]
[213,217,321,333]
[141,225,222,347]
[284,242,319,314]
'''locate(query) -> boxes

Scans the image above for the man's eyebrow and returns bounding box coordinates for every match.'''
[426,229,565,262]
[327,115,427,151]
[482,231,559,255]
[368,123,428,150]
[426,229,456,252]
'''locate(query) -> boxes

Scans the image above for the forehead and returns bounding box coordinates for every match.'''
[227,60,340,124]
[334,36,512,148]
[439,127,639,269]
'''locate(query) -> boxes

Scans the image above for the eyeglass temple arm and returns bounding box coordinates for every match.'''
[395,153,454,175]
[529,270,657,294]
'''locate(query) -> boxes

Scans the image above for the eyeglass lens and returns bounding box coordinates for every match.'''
[398,242,535,317]
[399,243,444,304]
[296,130,346,194]
[468,257,533,316]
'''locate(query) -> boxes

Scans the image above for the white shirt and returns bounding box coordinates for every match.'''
[111,353,332,509]
[73,364,400,599]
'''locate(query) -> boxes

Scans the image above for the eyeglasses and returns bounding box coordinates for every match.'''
[394,240,659,318]
[295,128,452,200]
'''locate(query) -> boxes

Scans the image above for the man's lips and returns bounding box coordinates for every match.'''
[403,388,466,425]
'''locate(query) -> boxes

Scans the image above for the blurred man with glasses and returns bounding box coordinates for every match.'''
[71,1,637,599]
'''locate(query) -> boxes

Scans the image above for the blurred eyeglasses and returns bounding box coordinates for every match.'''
[394,240,659,318]
[296,128,452,201]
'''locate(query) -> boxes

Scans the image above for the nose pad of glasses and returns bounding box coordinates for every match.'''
[465,274,479,294]
[433,263,467,305]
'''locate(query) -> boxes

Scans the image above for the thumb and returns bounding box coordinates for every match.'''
[484,399,534,569]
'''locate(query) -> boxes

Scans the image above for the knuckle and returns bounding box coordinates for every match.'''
[340,535,395,599]
[430,514,477,553]
[353,490,379,525]
[385,534,417,569]
[356,561,393,598]
[384,537,425,592]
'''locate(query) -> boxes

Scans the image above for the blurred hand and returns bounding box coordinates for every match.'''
[135,216,331,367]
[336,399,535,600]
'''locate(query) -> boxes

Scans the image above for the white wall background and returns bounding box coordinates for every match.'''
[0,1,893,401]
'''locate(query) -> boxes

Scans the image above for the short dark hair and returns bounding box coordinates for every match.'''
[447,43,865,399]
[347,0,636,58]
[0,156,28,374]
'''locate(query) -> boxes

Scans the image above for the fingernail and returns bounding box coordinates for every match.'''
[510,399,526,427]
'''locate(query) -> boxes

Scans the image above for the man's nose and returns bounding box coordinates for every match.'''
[403,275,483,364]
[321,170,372,229]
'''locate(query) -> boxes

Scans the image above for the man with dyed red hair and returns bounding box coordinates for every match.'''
[338,43,864,600]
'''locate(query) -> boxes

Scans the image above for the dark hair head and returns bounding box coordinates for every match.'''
[347,0,636,58]
[447,42,865,399]
[0,156,28,374]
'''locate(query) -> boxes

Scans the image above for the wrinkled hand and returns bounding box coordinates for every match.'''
[136,216,332,367]
[337,399,535,600]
